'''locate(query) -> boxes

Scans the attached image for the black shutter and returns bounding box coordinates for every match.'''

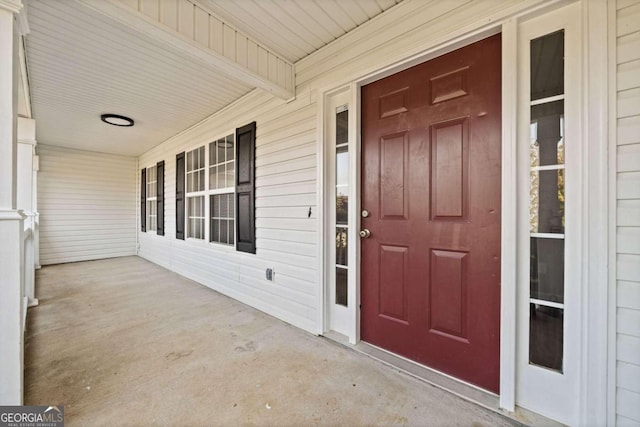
[175,152,185,240]
[156,160,165,236]
[235,122,256,254]
[141,168,146,232]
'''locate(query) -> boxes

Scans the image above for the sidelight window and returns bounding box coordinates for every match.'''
[528,30,565,372]
[335,105,349,307]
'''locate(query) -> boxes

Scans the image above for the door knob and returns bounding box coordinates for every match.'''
[359,229,371,238]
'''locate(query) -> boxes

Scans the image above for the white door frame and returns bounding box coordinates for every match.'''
[317,1,609,423]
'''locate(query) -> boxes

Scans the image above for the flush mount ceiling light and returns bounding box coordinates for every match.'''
[101,114,134,127]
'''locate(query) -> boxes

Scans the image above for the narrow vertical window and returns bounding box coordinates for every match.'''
[209,134,235,245]
[335,105,349,307]
[186,146,205,239]
[146,165,157,232]
[529,30,565,372]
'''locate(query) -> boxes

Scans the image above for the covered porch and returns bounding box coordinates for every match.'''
[26,256,515,426]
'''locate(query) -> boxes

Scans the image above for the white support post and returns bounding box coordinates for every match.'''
[18,117,37,306]
[0,0,25,406]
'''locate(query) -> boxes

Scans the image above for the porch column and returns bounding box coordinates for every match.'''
[18,118,37,306]
[0,0,25,405]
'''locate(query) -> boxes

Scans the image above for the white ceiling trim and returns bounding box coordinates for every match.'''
[77,0,295,100]
[0,0,22,14]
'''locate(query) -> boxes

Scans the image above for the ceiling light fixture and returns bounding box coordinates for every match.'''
[101,114,134,127]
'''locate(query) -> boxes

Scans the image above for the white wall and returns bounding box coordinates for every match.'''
[136,0,535,335]
[615,0,640,424]
[138,93,319,333]
[38,144,137,265]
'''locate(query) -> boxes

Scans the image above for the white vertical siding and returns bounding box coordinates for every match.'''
[38,145,137,265]
[115,0,294,94]
[616,0,640,424]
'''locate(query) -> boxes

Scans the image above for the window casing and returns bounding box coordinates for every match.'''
[209,134,235,245]
[177,124,254,250]
[186,146,205,239]
[146,165,157,232]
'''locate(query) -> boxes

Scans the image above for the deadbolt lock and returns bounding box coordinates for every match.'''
[361,210,369,218]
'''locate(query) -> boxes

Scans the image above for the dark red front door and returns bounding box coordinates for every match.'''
[361,35,502,393]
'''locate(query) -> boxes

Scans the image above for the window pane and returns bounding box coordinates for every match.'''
[228,193,235,218]
[210,142,217,165]
[195,218,202,239]
[336,145,349,225]
[226,135,235,161]
[336,267,348,307]
[336,146,349,186]
[216,166,226,190]
[187,150,193,172]
[336,227,348,266]
[220,193,229,217]
[217,139,226,164]
[212,218,220,242]
[211,194,234,245]
[229,220,235,244]
[198,170,204,191]
[198,146,205,168]
[336,187,349,226]
[226,162,235,188]
[529,304,563,372]
[336,108,348,145]
[530,30,564,100]
[530,169,564,234]
[220,219,229,244]
[530,101,564,167]
[530,237,564,303]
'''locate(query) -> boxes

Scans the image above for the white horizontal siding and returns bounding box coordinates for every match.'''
[39,145,137,265]
[616,0,640,424]
[138,91,318,333]
[136,0,574,339]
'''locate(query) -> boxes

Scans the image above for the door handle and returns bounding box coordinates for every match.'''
[359,229,371,239]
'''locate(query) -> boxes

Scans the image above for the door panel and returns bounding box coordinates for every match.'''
[361,34,501,393]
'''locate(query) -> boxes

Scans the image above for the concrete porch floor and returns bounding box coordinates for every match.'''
[25,256,517,426]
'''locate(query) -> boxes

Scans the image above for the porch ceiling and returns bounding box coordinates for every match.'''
[199,0,404,63]
[23,0,403,157]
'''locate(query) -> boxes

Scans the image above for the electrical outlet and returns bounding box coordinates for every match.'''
[266,268,274,281]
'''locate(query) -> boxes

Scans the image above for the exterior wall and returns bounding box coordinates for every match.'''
[136,0,536,335]
[138,93,318,333]
[38,144,137,265]
[615,0,640,424]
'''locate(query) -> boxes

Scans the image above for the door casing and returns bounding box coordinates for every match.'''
[317,1,610,423]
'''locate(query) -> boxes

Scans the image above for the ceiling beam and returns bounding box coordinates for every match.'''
[76,0,295,100]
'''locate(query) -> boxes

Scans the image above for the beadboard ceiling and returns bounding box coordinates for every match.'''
[199,0,403,63]
[24,0,402,157]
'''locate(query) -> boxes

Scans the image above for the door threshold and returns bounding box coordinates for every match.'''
[322,331,564,427]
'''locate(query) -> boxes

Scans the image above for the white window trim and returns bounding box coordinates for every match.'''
[208,133,236,247]
[146,164,157,233]
[185,145,206,241]
[181,130,237,247]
